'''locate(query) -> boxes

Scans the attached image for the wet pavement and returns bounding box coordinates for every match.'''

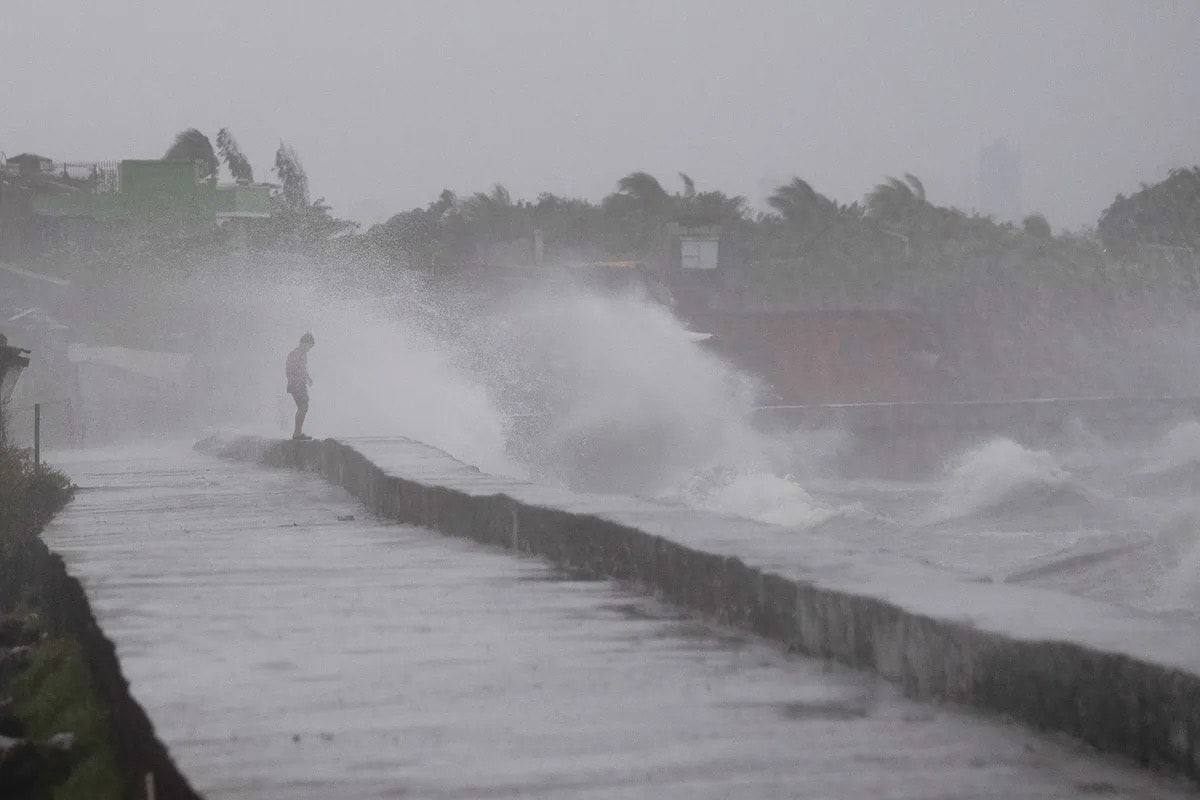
[39,445,1197,799]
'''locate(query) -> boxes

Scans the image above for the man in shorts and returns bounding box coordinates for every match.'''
[286,332,315,440]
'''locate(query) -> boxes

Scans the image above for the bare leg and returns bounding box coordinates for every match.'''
[293,400,308,438]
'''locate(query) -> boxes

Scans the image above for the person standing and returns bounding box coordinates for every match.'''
[285,333,315,440]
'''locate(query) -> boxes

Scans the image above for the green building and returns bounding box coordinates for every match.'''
[28,160,271,224]
[0,155,274,260]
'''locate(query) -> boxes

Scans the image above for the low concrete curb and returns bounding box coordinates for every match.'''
[205,434,1200,782]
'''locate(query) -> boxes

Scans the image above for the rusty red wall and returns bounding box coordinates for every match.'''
[694,310,918,404]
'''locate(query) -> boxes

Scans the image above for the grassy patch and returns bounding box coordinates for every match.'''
[12,639,123,800]
[1,443,120,799]
[0,444,75,544]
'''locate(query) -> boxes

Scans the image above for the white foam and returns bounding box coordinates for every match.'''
[1140,420,1200,476]
[1153,517,1200,611]
[665,469,844,529]
[932,438,1078,521]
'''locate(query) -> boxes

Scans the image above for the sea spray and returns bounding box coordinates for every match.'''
[184,268,522,477]
[457,281,858,526]
[461,283,777,493]
[1141,420,1200,476]
[932,438,1083,521]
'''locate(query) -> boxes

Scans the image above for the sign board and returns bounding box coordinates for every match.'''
[680,237,719,270]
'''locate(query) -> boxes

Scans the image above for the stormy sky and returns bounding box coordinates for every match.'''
[3,0,1197,229]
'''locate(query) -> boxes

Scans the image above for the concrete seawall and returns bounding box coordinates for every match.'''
[205,434,1200,782]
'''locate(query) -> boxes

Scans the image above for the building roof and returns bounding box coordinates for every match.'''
[7,153,53,164]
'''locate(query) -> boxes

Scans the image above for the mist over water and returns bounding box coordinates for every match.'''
[180,265,849,526]
[113,258,1200,618]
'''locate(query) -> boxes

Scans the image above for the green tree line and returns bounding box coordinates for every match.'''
[62,128,1200,304]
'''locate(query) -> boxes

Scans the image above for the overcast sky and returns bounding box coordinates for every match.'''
[3,0,1198,229]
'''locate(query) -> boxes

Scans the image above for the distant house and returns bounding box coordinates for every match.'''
[4,153,54,177]
[0,303,76,446]
[0,306,193,447]
[0,334,31,410]
[30,160,272,224]
[1,155,274,259]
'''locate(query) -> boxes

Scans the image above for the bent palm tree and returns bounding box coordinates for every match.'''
[867,175,927,223]
[902,173,926,202]
[164,128,219,181]
[463,183,521,244]
[616,171,670,211]
[767,177,835,226]
[679,172,696,199]
[274,142,310,208]
[216,128,253,182]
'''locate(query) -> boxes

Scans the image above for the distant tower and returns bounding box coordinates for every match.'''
[977,138,1022,222]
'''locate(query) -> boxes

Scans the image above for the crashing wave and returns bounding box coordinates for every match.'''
[931,438,1093,521]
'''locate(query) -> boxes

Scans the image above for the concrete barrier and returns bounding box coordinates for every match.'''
[203,434,1200,782]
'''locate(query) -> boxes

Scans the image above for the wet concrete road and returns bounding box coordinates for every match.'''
[40,446,1197,799]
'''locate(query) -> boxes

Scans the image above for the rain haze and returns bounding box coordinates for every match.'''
[3,0,1198,227]
[4,1,1200,798]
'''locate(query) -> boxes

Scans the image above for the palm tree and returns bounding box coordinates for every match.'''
[598,172,673,255]
[679,172,696,199]
[428,188,456,219]
[677,190,747,227]
[164,128,218,181]
[666,172,746,226]
[216,128,253,183]
[615,171,670,211]
[367,190,458,266]
[902,173,926,202]
[273,142,309,208]
[866,174,927,223]
[1022,213,1052,239]
[1098,167,1200,252]
[767,177,835,226]
[462,183,514,220]
[462,183,522,244]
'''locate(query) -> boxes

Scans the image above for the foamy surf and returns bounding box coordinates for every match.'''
[1155,537,1200,612]
[929,438,1093,522]
[1131,420,1200,482]
[661,468,856,529]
